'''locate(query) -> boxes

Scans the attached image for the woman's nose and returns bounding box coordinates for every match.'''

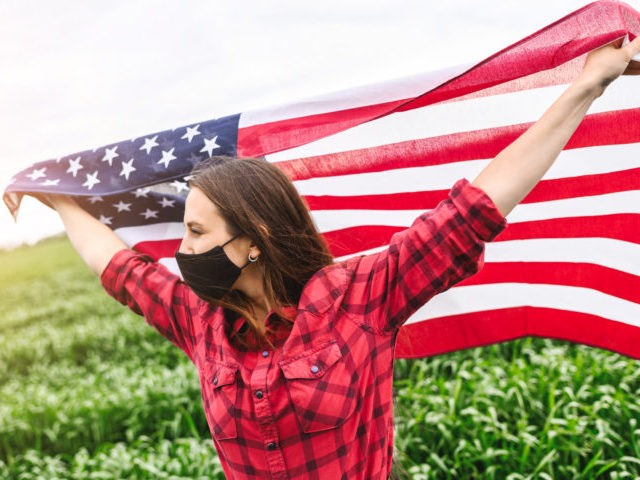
[178,237,190,254]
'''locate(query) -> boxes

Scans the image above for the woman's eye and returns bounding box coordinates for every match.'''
[189,228,202,235]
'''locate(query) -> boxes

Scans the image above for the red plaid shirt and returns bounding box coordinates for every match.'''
[100,179,506,479]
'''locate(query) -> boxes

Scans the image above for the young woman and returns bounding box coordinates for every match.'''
[38,38,640,479]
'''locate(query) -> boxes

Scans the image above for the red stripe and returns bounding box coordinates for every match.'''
[322,214,640,257]
[134,239,181,260]
[395,307,640,359]
[460,262,640,304]
[497,214,640,243]
[237,100,403,158]
[393,31,625,112]
[303,168,640,210]
[275,108,640,182]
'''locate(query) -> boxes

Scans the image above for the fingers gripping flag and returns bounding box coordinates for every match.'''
[5,1,640,359]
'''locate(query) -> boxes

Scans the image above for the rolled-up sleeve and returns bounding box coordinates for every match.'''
[100,249,199,362]
[343,178,507,333]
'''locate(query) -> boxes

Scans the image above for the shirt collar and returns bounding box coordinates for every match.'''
[231,305,296,334]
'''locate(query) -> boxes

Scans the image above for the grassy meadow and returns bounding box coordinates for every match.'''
[0,236,638,479]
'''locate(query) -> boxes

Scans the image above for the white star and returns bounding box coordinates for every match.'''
[120,159,136,180]
[88,196,103,204]
[133,187,150,198]
[102,146,119,166]
[99,215,113,225]
[158,197,175,208]
[82,171,101,190]
[157,148,177,168]
[140,208,159,219]
[67,157,83,177]
[42,179,60,186]
[170,180,189,193]
[200,136,220,157]
[140,135,159,154]
[113,201,132,212]
[181,125,201,143]
[27,168,47,181]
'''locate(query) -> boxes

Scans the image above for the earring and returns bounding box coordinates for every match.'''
[248,252,259,263]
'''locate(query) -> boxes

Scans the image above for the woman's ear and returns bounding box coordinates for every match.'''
[257,223,270,238]
[249,244,261,259]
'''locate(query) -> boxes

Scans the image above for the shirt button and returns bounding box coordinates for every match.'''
[267,442,277,450]
[262,350,269,358]
[255,390,264,399]
[213,376,218,385]
[310,365,319,374]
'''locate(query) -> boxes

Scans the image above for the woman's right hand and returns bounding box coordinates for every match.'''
[28,191,76,212]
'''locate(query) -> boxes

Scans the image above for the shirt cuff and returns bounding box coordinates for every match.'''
[100,248,152,300]
[449,179,507,242]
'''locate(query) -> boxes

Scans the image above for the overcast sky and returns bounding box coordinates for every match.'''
[2,0,640,249]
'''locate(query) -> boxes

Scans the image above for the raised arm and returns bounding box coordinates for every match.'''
[472,37,640,217]
[44,194,128,275]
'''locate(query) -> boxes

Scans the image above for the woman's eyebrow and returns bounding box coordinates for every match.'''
[185,220,205,228]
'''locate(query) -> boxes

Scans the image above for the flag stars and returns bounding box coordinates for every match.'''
[113,201,132,212]
[181,125,201,143]
[102,146,119,166]
[42,179,60,186]
[140,135,159,154]
[158,148,177,168]
[140,208,159,219]
[88,196,104,204]
[158,197,175,208]
[67,157,83,177]
[120,158,136,180]
[99,215,113,225]
[170,180,189,193]
[133,187,151,198]
[82,171,101,190]
[200,136,220,157]
[27,168,47,181]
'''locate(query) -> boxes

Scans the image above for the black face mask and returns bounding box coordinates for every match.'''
[174,233,253,302]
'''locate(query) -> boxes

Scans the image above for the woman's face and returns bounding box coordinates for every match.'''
[178,186,251,268]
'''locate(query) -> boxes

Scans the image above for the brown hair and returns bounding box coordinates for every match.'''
[188,156,333,349]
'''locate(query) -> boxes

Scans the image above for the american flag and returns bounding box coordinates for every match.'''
[4,0,640,359]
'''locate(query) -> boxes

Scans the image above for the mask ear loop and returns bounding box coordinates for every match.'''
[221,232,242,247]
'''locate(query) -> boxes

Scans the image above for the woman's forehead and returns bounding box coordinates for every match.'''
[184,187,224,224]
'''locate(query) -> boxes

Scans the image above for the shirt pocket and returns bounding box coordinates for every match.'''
[279,340,358,434]
[201,361,239,440]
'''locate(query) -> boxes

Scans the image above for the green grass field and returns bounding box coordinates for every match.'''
[0,236,638,479]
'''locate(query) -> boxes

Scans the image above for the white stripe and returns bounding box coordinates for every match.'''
[508,190,640,223]
[309,190,640,232]
[115,222,184,245]
[266,76,640,162]
[238,64,470,128]
[292,142,640,196]
[159,257,181,277]
[331,237,640,277]
[485,238,640,277]
[405,283,640,328]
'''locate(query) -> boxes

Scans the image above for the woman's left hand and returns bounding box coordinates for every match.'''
[579,35,640,96]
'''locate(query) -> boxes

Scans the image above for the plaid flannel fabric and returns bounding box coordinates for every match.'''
[100,178,506,479]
